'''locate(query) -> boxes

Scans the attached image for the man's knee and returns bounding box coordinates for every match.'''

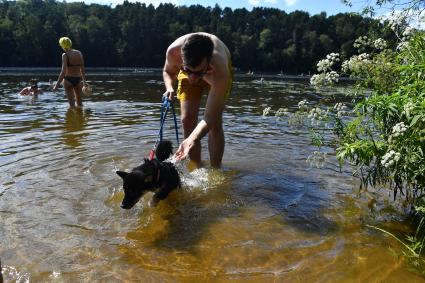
[208,123,223,136]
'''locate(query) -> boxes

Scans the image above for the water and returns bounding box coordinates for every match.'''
[0,73,423,282]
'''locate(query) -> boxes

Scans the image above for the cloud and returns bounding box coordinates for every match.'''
[284,0,298,6]
[248,0,278,5]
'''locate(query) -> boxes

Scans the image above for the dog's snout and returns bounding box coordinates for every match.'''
[121,203,132,209]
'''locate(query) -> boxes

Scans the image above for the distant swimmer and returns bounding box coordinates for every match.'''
[19,78,43,96]
[53,37,88,108]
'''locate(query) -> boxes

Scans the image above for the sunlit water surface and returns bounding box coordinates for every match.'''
[1,74,424,282]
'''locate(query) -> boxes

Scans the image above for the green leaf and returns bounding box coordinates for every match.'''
[410,115,422,127]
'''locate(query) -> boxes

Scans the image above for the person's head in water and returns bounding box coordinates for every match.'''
[30,78,38,89]
[181,34,213,81]
[59,37,72,51]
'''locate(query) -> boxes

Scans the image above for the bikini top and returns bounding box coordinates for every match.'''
[65,52,81,67]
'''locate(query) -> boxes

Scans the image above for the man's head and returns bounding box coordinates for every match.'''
[181,34,213,67]
[181,34,213,81]
[30,78,38,88]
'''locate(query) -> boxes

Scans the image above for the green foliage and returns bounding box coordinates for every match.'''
[262,0,425,266]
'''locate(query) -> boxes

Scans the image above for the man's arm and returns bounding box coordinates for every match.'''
[174,65,228,161]
[162,46,181,99]
[20,87,29,95]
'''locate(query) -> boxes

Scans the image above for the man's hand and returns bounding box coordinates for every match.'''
[173,137,195,161]
[163,90,176,101]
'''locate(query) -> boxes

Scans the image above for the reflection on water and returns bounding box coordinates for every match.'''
[63,108,90,148]
[0,75,423,282]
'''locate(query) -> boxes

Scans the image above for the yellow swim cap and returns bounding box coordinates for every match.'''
[59,37,72,50]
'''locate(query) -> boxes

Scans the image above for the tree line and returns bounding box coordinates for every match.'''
[0,0,395,73]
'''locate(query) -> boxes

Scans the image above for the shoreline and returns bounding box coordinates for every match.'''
[0,67,355,81]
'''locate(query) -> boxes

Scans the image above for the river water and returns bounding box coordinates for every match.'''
[0,73,423,282]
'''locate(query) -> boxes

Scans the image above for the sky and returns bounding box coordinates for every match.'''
[69,0,375,16]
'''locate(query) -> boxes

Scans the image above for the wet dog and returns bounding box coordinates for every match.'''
[116,141,181,209]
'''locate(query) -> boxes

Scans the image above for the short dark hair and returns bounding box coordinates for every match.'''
[181,34,214,67]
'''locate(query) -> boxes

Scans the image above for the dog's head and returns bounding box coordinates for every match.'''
[155,140,173,161]
[116,159,159,209]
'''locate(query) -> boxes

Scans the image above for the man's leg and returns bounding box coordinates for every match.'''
[180,97,202,166]
[208,117,224,168]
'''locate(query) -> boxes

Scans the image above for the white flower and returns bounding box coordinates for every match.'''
[373,38,387,50]
[307,107,324,119]
[354,36,372,51]
[325,71,339,83]
[307,151,327,168]
[263,107,271,117]
[343,53,371,74]
[275,107,289,117]
[297,99,308,110]
[392,122,408,137]
[317,58,332,72]
[403,101,415,116]
[381,150,401,168]
[334,102,347,116]
[397,41,409,51]
[310,73,326,86]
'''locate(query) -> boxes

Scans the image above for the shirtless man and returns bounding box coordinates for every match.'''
[163,32,233,168]
[53,37,87,108]
[19,78,43,96]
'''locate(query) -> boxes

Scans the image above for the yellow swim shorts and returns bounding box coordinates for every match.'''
[176,57,233,101]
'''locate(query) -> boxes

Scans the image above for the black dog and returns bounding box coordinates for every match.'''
[116,140,181,209]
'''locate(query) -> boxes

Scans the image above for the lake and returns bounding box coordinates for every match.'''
[0,71,423,282]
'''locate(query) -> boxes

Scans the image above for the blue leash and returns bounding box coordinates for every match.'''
[149,97,179,160]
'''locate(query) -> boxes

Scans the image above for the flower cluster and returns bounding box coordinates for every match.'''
[392,122,408,137]
[353,36,387,52]
[381,150,401,168]
[263,107,271,117]
[397,41,410,51]
[307,151,327,168]
[402,27,413,41]
[316,53,340,72]
[325,71,339,83]
[334,102,347,117]
[308,107,325,119]
[341,53,371,73]
[383,10,407,32]
[310,72,339,86]
[403,101,415,116]
[298,99,308,110]
[275,107,290,120]
[354,36,372,50]
[373,38,387,50]
[310,73,325,86]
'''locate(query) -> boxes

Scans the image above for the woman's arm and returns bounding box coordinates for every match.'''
[80,51,87,86]
[53,53,67,91]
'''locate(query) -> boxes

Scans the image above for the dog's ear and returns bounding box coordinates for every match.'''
[116,171,128,179]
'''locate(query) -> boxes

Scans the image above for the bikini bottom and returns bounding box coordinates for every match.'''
[64,76,82,87]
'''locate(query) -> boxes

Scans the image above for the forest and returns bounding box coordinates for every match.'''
[0,0,396,73]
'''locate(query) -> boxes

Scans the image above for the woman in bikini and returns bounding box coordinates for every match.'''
[53,37,87,108]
